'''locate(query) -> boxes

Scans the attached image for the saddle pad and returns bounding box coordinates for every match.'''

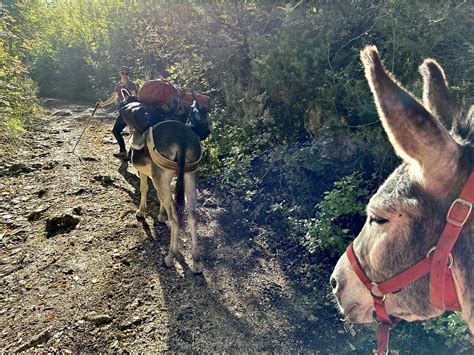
[145,125,200,172]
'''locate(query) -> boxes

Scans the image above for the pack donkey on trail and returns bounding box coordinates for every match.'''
[119,91,203,274]
[331,46,473,353]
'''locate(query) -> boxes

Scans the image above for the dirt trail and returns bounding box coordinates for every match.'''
[0,103,354,352]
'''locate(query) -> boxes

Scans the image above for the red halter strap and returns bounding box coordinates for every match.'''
[430,171,474,309]
[346,170,474,354]
[346,244,398,355]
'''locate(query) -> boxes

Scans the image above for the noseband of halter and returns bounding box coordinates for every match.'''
[346,171,474,355]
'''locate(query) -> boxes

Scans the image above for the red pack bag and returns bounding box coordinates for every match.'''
[138,79,211,111]
[138,79,179,105]
[179,88,211,111]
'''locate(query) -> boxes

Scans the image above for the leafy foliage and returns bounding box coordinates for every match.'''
[422,312,473,352]
[0,3,40,132]
[303,173,369,256]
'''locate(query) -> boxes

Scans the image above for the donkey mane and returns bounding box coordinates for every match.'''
[453,107,474,146]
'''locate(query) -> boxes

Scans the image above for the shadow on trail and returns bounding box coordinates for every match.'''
[198,179,354,352]
[110,153,351,351]
[88,222,256,352]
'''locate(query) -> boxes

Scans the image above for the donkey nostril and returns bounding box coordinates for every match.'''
[330,276,338,290]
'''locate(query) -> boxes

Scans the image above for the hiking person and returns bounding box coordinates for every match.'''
[97,66,139,159]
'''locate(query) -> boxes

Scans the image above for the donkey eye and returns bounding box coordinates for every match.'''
[369,215,389,225]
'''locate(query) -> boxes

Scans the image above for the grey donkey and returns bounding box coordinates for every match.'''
[120,90,203,274]
[331,46,473,333]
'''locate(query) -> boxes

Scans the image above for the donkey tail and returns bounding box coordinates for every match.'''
[175,143,186,228]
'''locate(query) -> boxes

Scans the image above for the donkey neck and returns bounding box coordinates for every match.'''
[451,238,473,332]
[449,156,474,332]
[451,207,473,328]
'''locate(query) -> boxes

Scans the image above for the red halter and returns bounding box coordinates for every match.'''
[346,171,474,354]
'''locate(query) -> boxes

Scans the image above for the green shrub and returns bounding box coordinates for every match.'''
[0,12,40,133]
[422,312,473,352]
[303,172,369,256]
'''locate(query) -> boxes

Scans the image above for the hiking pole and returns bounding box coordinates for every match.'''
[70,102,100,154]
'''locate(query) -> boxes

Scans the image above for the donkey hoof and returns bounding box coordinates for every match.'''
[192,261,203,275]
[158,214,167,223]
[136,210,145,218]
[161,260,173,269]
[164,255,174,268]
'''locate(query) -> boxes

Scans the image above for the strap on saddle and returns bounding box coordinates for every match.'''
[145,125,201,172]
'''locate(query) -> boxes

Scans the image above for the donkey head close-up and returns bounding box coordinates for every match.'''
[330,45,473,339]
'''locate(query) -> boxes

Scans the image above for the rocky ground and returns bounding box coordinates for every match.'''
[0,102,359,353]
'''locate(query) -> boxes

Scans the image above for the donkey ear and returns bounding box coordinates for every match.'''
[419,59,461,131]
[360,46,460,187]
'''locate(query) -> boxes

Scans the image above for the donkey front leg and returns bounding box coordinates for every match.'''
[185,172,202,274]
[136,172,148,218]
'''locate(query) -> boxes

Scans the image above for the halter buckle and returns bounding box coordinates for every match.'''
[426,247,453,269]
[446,198,472,227]
[370,282,386,301]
